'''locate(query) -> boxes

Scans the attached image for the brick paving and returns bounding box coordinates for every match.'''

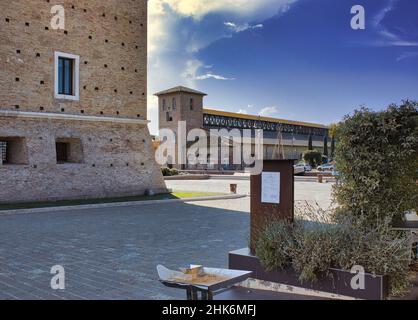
[0,199,249,300]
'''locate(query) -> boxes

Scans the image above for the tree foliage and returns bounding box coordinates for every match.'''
[256,102,417,297]
[333,101,418,225]
[303,150,322,168]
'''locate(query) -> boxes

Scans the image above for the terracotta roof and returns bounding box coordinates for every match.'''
[154,86,207,96]
[203,108,328,129]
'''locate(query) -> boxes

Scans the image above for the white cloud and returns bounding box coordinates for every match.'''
[258,106,279,117]
[237,109,248,114]
[396,51,418,62]
[371,0,418,47]
[224,21,263,33]
[155,0,296,20]
[195,73,235,81]
[182,59,204,82]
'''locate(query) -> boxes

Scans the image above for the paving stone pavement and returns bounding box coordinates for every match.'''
[0,199,249,300]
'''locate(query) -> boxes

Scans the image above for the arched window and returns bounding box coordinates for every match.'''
[190,98,194,111]
[172,97,176,110]
[162,99,167,111]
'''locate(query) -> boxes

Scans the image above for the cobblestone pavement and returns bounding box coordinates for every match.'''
[0,199,249,300]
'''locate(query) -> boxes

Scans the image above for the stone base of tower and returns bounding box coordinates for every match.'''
[0,113,167,204]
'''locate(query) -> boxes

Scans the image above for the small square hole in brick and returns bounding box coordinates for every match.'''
[5,18,10,23]
[61,108,65,112]
[40,106,44,111]
[95,87,99,91]
[25,22,30,26]
[36,53,40,57]
[40,80,45,85]
[64,30,68,35]
[16,49,21,54]
[80,110,84,114]
[15,105,20,109]
[15,77,20,82]
[45,26,49,30]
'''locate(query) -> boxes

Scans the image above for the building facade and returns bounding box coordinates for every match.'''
[0,0,166,203]
[156,86,329,170]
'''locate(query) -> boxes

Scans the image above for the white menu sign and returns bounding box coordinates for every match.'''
[261,172,280,204]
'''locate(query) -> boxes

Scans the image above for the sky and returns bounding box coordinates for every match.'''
[147,0,418,134]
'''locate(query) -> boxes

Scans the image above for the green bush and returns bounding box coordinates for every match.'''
[303,150,322,168]
[333,101,418,225]
[161,167,171,176]
[255,219,294,272]
[161,167,179,176]
[335,214,411,296]
[256,205,411,295]
[291,221,343,284]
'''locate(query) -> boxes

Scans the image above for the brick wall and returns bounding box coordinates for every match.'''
[0,1,166,203]
[0,0,147,118]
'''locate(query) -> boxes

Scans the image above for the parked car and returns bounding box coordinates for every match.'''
[296,163,312,172]
[294,163,312,174]
[317,164,335,172]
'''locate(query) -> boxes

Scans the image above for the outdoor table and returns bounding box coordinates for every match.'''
[157,265,253,300]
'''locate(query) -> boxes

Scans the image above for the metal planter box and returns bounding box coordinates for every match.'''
[229,248,389,300]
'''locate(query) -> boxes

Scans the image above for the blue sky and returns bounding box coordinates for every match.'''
[147,0,418,134]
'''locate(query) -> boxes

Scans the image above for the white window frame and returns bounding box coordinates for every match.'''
[54,51,80,101]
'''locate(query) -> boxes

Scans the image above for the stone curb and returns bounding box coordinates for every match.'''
[0,194,248,216]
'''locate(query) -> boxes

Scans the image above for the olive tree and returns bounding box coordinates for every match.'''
[333,101,418,225]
